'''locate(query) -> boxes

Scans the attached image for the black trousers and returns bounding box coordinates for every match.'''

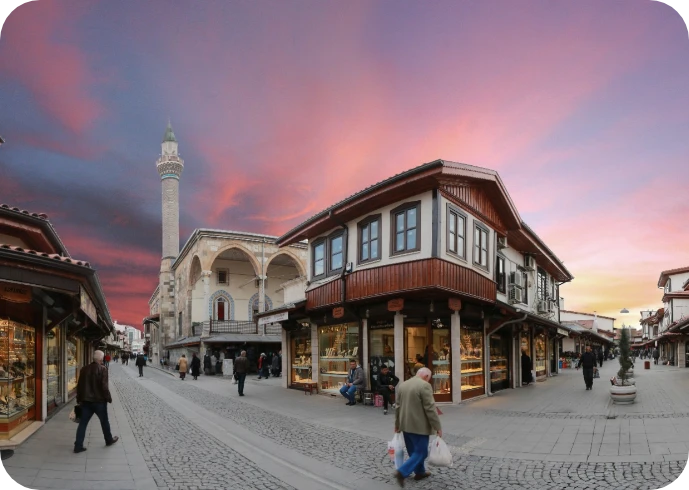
[583,367,593,388]
[237,373,246,395]
[138,365,143,376]
[598,359,603,367]
[379,387,393,410]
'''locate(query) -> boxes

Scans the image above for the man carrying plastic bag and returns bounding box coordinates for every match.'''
[393,367,442,486]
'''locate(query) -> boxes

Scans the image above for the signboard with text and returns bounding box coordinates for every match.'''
[387,298,404,311]
[80,286,97,323]
[0,281,31,303]
[258,311,288,326]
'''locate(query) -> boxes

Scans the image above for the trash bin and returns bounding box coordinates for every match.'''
[644,360,650,370]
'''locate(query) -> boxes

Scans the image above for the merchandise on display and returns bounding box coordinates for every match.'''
[460,328,484,393]
[318,324,359,393]
[290,330,313,386]
[0,320,36,421]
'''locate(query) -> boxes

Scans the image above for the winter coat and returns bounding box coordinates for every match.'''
[178,357,188,373]
[521,353,533,383]
[190,356,201,376]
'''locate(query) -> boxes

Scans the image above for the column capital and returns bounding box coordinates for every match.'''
[201,270,213,278]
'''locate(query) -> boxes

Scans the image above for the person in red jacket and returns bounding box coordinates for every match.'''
[104,353,111,369]
[257,353,267,379]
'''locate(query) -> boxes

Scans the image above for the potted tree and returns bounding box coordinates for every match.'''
[610,328,637,404]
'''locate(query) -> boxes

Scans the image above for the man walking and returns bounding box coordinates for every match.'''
[340,359,364,406]
[135,353,146,377]
[234,350,248,396]
[597,348,604,368]
[377,364,399,415]
[577,345,597,390]
[74,350,119,453]
[393,367,442,486]
[653,347,660,365]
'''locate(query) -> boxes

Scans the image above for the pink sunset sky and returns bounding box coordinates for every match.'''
[0,0,688,329]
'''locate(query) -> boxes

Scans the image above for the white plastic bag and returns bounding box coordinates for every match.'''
[428,436,452,467]
[387,433,406,469]
[531,370,536,382]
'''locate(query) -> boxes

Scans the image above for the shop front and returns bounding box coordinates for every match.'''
[318,323,360,395]
[534,330,547,380]
[402,317,452,401]
[489,330,511,392]
[460,320,484,400]
[289,325,312,389]
[369,319,395,389]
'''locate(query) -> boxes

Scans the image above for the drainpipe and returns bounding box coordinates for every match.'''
[486,309,528,396]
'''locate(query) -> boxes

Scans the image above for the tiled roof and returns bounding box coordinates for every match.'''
[0,203,49,220]
[560,310,616,321]
[0,243,91,267]
[658,266,689,287]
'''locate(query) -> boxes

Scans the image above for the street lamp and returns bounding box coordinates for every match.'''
[620,308,629,314]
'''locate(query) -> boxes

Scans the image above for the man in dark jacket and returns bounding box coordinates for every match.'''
[521,350,533,385]
[340,360,364,406]
[74,350,118,453]
[578,345,597,390]
[597,349,604,368]
[234,350,249,396]
[271,353,281,377]
[653,348,660,365]
[377,364,399,415]
[135,353,146,377]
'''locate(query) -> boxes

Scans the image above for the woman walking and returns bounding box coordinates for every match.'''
[178,354,188,380]
[190,353,201,380]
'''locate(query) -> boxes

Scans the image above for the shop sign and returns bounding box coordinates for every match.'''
[448,298,462,311]
[258,311,288,326]
[388,298,404,311]
[80,286,97,323]
[370,320,394,330]
[557,328,569,337]
[0,281,31,303]
[332,307,345,319]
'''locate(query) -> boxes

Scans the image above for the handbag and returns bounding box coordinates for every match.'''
[69,405,82,423]
[175,363,180,371]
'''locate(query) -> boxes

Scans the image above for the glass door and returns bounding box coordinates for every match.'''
[489,332,510,392]
[404,325,428,381]
[369,327,395,387]
[431,320,452,402]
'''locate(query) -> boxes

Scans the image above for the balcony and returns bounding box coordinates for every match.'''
[196,320,258,335]
[306,257,497,311]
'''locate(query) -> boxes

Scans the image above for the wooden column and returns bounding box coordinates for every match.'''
[451,311,462,403]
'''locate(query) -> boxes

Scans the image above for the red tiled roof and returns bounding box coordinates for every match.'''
[0,243,91,267]
[0,203,48,220]
[662,291,689,302]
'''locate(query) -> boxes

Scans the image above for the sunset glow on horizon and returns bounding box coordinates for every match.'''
[1,0,688,328]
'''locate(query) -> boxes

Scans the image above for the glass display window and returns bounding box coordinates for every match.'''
[430,319,451,400]
[369,324,395,387]
[46,326,63,416]
[289,328,312,388]
[534,333,546,378]
[404,325,428,380]
[318,323,359,394]
[489,332,510,392]
[460,326,485,398]
[66,335,80,400]
[0,319,36,438]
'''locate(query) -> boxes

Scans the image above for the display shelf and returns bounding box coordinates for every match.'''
[433,374,450,379]
[461,384,483,391]
[292,366,311,370]
[321,372,348,376]
[319,357,351,361]
[432,360,450,365]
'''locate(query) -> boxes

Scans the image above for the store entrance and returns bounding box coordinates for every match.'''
[489,331,510,392]
[404,319,452,402]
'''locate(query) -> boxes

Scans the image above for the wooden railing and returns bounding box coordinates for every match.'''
[205,320,257,334]
[306,258,496,310]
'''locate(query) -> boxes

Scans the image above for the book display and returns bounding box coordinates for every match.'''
[318,323,359,394]
[0,319,36,435]
[534,333,546,378]
[290,329,312,388]
[460,327,484,396]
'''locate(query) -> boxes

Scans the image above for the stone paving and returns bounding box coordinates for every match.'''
[2,360,688,489]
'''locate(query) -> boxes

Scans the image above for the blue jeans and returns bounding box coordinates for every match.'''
[398,432,429,478]
[340,384,357,403]
[74,401,114,449]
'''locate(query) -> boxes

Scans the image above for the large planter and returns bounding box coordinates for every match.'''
[610,384,637,404]
[615,377,635,386]
[627,369,634,377]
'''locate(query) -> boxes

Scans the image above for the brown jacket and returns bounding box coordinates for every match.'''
[178,357,188,373]
[394,376,441,436]
[77,362,112,404]
[234,356,248,374]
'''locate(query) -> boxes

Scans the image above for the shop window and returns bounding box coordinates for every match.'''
[447,206,466,259]
[46,326,62,416]
[358,215,381,264]
[290,328,312,388]
[535,333,546,378]
[391,202,421,255]
[460,326,484,398]
[66,335,80,400]
[318,324,359,394]
[0,320,36,436]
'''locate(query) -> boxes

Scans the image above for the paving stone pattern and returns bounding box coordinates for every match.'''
[482,409,689,420]
[110,369,295,490]
[147,373,684,490]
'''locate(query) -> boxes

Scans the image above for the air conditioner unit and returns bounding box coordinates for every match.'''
[508,285,523,304]
[497,236,507,250]
[537,300,548,313]
[524,255,535,271]
[509,271,524,288]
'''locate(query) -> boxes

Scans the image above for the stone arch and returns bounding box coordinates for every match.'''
[189,254,203,290]
[209,290,235,320]
[206,242,261,277]
[265,249,306,278]
[248,292,273,321]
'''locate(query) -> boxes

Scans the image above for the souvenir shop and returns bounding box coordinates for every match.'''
[0,205,113,442]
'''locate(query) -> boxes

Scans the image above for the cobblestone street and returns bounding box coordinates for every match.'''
[3,361,689,489]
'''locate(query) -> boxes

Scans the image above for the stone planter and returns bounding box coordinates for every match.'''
[627,369,634,377]
[615,377,635,386]
[610,383,637,404]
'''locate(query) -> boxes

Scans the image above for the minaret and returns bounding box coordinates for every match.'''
[157,121,184,350]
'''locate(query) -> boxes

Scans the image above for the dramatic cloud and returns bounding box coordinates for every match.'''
[1,0,688,328]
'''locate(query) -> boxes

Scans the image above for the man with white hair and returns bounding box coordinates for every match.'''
[393,367,442,486]
[73,350,119,453]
